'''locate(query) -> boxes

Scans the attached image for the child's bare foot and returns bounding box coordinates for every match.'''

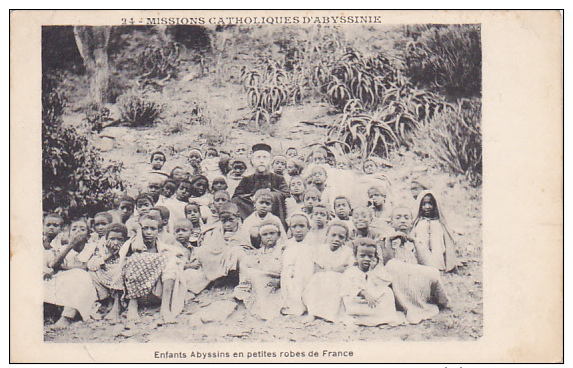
[160,309,177,324]
[105,310,121,323]
[126,308,141,323]
[52,317,71,329]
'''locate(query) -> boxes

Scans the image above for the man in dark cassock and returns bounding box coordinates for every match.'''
[232,143,290,227]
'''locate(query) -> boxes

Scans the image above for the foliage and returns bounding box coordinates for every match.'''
[118,90,163,127]
[405,25,482,99]
[42,77,67,126]
[412,99,482,186]
[139,42,184,80]
[42,81,124,219]
[83,102,110,133]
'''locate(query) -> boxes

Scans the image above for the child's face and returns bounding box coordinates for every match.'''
[252,151,271,173]
[172,168,185,182]
[312,168,327,185]
[148,210,164,229]
[188,153,202,166]
[286,148,298,158]
[304,192,320,209]
[220,213,240,234]
[272,159,286,175]
[368,188,386,207]
[312,207,328,228]
[140,218,159,245]
[327,225,347,251]
[147,179,163,200]
[313,151,327,165]
[231,162,247,177]
[43,216,62,239]
[174,224,192,245]
[353,208,372,230]
[185,205,201,224]
[363,160,376,175]
[337,161,350,170]
[290,216,309,242]
[212,179,227,192]
[192,179,208,197]
[176,183,193,201]
[162,182,177,198]
[94,215,111,238]
[290,178,305,196]
[420,194,437,218]
[137,200,153,215]
[70,221,89,240]
[391,207,413,233]
[356,246,377,272]
[118,201,134,221]
[213,194,229,211]
[334,199,351,220]
[235,144,248,156]
[286,160,298,176]
[106,231,125,253]
[410,182,424,199]
[255,196,272,217]
[205,149,218,159]
[151,154,165,170]
[260,227,280,248]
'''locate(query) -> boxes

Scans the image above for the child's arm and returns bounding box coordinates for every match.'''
[50,233,85,271]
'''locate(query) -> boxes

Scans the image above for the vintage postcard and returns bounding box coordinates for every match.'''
[10,10,562,363]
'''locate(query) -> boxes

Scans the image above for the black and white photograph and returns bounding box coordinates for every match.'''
[10,10,562,363]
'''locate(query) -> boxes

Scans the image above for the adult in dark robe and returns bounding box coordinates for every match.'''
[232,143,290,228]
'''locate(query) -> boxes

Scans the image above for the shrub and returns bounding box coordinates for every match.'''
[412,98,482,186]
[84,102,110,132]
[139,42,183,80]
[42,76,67,126]
[405,25,482,99]
[118,90,163,127]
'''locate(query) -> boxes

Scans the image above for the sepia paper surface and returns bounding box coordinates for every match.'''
[10,10,562,363]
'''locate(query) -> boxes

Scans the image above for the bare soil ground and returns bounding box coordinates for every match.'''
[45,57,482,343]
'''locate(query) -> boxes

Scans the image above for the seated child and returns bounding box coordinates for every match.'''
[184,202,204,247]
[150,151,167,174]
[280,213,315,316]
[146,174,166,205]
[86,223,128,322]
[286,157,304,178]
[302,187,321,216]
[333,195,356,237]
[188,148,204,176]
[209,190,231,221]
[286,146,298,159]
[189,174,215,224]
[109,195,135,225]
[173,218,195,254]
[233,217,285,320]
[43,213,63,250]
[353,206,387,241]
[91,211,113,243]
[302,221,355,322]
[126,193,155,238]
[411,190,458,272]
[243,189,286,249]
[367,185,392,232]
[341,238,405,327]
[381,205,450,324]
[150,206,176,245]
[306,202,329,245]
[310,165,333,207]
[119,215,186,324]
[163,180,193,232]
[285,175,305,219]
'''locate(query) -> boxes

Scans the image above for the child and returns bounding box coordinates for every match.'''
[173,218,196,252]
[410,177,429,200]
[302,221,355,322]
[381,205,417,265]
[226,156,248,196]
[146,175,165,205]
[109,195,135,225]
[43,213,63,249]
[353,206,387,241]
[341,238,405,327]
[189,174,215,224]
[163,180,193,232]
[120,215,185,324]
[126,193,155,237]
[310,165,333,207]
[211,176,228,193]
[302,187,321,216]
[242,189,286,249]
[233,217,285,320]
[285,175,305,218]
[150,206,176,245]
[150,151,167,173]
[184,202,204,247]
[86,223,128,322]
[367,185,392,232]
[333,195,356,237]
[311,146,328,165]
[92,212,113,241]
[272,155,287,177]
[286,147,298,159]
[188,148,203,176]
[170,166,189,183]
[411,190,457,272]
[286,157,304,178]
[280,213,315,316]
[362,157,392,192]
[160,179,178,201]
[307,202,329,245]
[209,190,231,222]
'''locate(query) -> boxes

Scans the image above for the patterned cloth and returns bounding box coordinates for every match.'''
[122,252,167,300]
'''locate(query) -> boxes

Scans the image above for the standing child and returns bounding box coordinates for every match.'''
[285,147,298,159]
[307,202,329,245]
[109,195,135,225]
[211,176,228,193]
[302,187,321,216]
[150,206,176,245]
[242,189,286,249]
[160,179,178,201]
[188,148,204,176]
[272,155,288,177]
[411,190,458,272]
[341,238,405,327]
[280,213,315,316]
[86,223,128,322]
[226,156,248,196]
[170,167,189,183]
[126,193,155,237]
[189,174,215,224]
[163,180,193,232]
[302,221,355,322]
[150,151,167,174]
[209,190,231,223]
[333,195,356,237]
[285,175,305,219]
[173,218,196,253]
[184,202,204,247]
[91,212,113,242]
[310,166,333,207]
[367,185,392,233]
[353,206,388,241]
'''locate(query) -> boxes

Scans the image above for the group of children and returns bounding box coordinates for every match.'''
[43,141,457,330]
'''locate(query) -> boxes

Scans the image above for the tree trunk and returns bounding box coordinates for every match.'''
[73,26,112,105]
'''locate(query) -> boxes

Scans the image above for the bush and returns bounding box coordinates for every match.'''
[412,99,482,186]
[118,90,163,127]
[42,76,67,126]
[405,25,482,99]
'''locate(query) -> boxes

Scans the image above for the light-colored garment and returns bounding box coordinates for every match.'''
[302,244,355,322]
[163,197,188,232]
[280,238,315,315]
[341,265,405,326]
[285,197,304,219]
[242,212,287,246]
[385,259,449,324]
[233,244,284,320]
